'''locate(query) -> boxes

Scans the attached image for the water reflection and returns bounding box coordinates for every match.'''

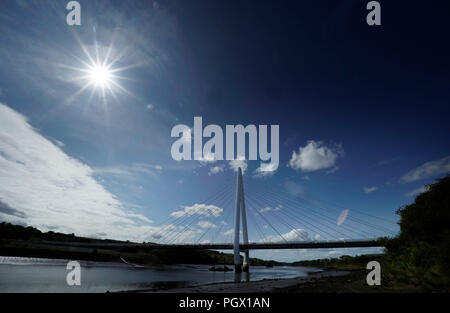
[234,272,241,283]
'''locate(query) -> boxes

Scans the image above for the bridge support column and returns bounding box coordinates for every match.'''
[233,168,242,272]
[233,167,250,273]
[240,168,249,272]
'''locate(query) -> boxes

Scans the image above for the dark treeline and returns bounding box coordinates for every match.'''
[0,222,279,266]
[382,174,450,290]
[0,222,121,243]
[293,254,378,270]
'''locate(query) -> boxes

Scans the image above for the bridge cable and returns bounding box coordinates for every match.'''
[253,178,398,233]
[209,194,235,243]
[170,180,234,244]
[246,192,343,241]
[166,181,234,244]
[150,177,235,243]
[249,188,376,239]
[255,178,398,226]
[252,187,380,238]
[144,176,234,241]
[152,184,231,244]
[253,183,397,236]
[246,201,270,243]
[196,191,234,243]
[243,195,288,243]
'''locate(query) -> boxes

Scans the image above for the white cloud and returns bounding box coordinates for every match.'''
[170,211,186,218]
[263,229,309,242]
[208,165,224,176]
[337,209,349,226]
[0,103,154,241]
[288,140,344,172]
[284,180,306,198]
[223,228,235,236]
[363,186,378,194]
[197,221,217,229]
[46,136,65,147]
[405,185,430,197]
[126,213,153,224]
[198,152,218,163]
[94,163,162,177]
[170,203,223,218]
[223,228,242,236]
[253,162,277,178]
[325,166,340,174]
[259,205,282,213]
[147,224,201,243]
[373,157,400,167]
[399,156,450,183]
[229,158,248,173]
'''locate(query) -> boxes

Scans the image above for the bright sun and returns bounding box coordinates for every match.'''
[89,65,112,86]
[62,32,138,105]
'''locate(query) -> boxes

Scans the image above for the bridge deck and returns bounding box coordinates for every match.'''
[42,239,382,251]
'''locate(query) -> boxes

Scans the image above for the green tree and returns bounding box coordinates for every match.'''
[386,175,450,290]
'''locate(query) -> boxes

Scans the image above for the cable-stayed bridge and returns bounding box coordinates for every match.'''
[49,167,397,272]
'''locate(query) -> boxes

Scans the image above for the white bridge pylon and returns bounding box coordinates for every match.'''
[233,167,249,272]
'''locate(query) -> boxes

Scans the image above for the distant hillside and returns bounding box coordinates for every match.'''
[0,222,279,266]
[0,222,122,243]
[293,254,383,270]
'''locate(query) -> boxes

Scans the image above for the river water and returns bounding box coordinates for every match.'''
[0,256,321,293]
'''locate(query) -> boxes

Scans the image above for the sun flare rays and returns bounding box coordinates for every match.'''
[62,29,139,106]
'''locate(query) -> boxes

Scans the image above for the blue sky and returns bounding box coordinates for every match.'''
[0,0,449,261]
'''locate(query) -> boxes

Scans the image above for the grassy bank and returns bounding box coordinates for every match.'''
[276,270,410,293]
[292,254,422,292]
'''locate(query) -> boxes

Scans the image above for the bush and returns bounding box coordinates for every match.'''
[386,174,450,290]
